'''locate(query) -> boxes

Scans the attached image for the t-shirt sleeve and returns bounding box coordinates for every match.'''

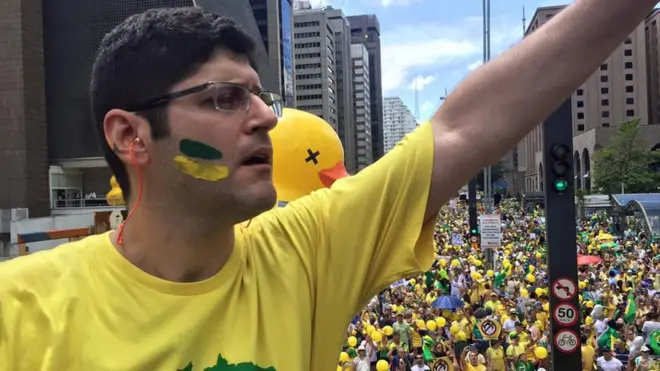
[316,121,435,310]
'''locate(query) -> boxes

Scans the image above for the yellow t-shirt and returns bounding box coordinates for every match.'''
[581,345,595,371]
[0,123,436,371]
[486,347,506,371]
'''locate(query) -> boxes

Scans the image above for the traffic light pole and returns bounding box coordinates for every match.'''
[543,99,581,368]
[468,177,479,250]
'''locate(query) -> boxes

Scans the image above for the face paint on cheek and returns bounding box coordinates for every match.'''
[174,139,229,181]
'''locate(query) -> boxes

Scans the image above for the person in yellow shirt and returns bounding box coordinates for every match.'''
[485,293,502,314]
[1,2,658,371]
[581,334,596,371]
[486,339,507,371]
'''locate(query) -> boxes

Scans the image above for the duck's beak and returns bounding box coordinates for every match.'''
[319,161,349,187]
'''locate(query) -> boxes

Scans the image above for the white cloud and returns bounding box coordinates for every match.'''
[467,60,482,71]
[409,75,436,91]
[380,15,522,93]
[380,0,421,7]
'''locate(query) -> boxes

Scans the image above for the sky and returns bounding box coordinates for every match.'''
[306,0,574,121]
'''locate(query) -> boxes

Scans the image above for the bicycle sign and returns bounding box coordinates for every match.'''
[554,329,579,353]
[553,303,578,326]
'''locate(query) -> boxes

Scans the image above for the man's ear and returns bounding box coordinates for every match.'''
[104,109,151,166]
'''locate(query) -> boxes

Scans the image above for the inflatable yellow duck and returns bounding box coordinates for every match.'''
[270,108,349,203]
[106,176,125,206]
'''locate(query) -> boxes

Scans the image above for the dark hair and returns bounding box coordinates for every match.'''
[90,7,257,200]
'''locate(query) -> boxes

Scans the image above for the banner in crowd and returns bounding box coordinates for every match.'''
[429,357,454,371]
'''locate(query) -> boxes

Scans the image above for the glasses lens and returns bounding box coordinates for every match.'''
[212,84,251,111]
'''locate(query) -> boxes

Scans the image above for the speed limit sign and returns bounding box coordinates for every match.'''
[553,303,578,326]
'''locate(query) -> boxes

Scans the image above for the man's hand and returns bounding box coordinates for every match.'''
[423,0,658,221]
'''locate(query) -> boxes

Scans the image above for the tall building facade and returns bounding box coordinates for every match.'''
[351,44,373,170]
[517,5,660,194]
[383,97,417,153]
[0,0,277,221]
[347,15,385,162]
[292,9,338,127]
[249,0,296,107]
[326,8,356,173]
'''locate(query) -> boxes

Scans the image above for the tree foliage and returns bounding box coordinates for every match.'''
[592,119,660,194]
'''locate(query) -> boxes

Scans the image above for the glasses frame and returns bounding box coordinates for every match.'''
[124,81,283,118]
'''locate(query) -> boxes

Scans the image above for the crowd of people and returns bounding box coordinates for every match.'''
[338,199,660,371]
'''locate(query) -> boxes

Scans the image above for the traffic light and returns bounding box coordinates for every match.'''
[550,143,571,194]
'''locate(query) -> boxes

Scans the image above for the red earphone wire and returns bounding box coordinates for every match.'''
[116,139,145,246]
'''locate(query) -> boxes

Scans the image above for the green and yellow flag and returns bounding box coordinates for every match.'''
[624,292,637,324]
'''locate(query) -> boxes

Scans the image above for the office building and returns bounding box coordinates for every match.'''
[383,97,417,153]
[517,5,660,194]
[0,0,277,223]
[249,0,296,107]
[348,15,385,162]
[351,44,373,170]
[326,8,356,173]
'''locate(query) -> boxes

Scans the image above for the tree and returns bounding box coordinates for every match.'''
[592,119,660,194]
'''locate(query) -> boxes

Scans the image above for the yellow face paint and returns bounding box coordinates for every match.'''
[174,155,229,181]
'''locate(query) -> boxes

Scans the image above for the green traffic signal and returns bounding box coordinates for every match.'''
[554,178,569,192]
[471,229,477,234]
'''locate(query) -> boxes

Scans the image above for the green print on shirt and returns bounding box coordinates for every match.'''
[178,354,276,371]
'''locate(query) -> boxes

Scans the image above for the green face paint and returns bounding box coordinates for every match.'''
[179,139,223,160]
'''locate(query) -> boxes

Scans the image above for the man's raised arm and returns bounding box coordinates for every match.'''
[424,0,658,220]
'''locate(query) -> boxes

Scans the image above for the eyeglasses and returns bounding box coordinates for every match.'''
[125,81,284,118]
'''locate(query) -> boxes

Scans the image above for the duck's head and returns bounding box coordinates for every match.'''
[106,176,125,206]
[270,108,349,202]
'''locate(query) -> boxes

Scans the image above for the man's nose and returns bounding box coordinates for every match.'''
[244,95,278,133]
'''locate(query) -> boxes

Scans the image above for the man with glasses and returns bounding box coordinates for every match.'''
[0,1,658,370]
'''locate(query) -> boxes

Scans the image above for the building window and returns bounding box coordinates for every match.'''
[577,88,584,96]
[601,87,609,94]
[600,64,608,71]
[601,99,609,106]
[626,85,634,93]
[627,109,635,116]
[577,112,585,119]
[602,111,610,118]
[602,123,610,128]
[626,97,634,105]
[577,100,584,108]
[577,124,585,131]
[625,73,633,81]
[625,61,633,69]
[624,37,632,44]
[600,75,608,83]
[624,49,633,56]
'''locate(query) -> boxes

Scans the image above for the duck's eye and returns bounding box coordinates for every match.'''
[304,148,321,165]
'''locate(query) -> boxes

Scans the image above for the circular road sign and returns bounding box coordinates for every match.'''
[554,329,580,353]
[553,303,578,327]
[552,277,577,300]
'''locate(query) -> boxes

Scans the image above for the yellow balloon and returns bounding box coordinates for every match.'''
[376,360,389,371]
[535,288,544,297]
[383,326,394,336]
[585,316,593,325]
[520,289,529,297]
[487,270,494,277]
[416,319,426,330]
[339,352,350,362]
[348,336,358,347]
[456,331,467,341]
[436,317,446,328]
[372,331,383,343]
[270,108,348,202]
[528,265,535,273]
[475,260,483,267]
[106,176,126,206]
[502,259,511,268]
[534,346,548,360]
[526,273,535,283]
[367,325,376,334]
[450,323,460,335]
[409,279,416,286]
[535,252,542,259]
[439,258,447,267]
[451,259,460,267]
[426,320,438,331]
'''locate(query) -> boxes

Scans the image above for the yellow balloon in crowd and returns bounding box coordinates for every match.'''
[579,281,587,290]
[535,252,542,259]
[526,273,535,283]
[534,288,544,297]
[436,317,446,328]
[528,265,535,273]
[534,347,548,360]
[426,320,438,331]
[270,108,349,203]
[486,270,494,277]
[383,326,394,336]
[372,331,383,343]
[106,176,126,206]
[366,325,376,334]
[450,323,460,335]
[416,319,426,330]
[347,336,358,347]
[409,279,416,286]
[376,360,389,371]
[339,352,350,363]
[439,258,447,267]
[456,331,467,341]
[475,259,482,267]
[502,259,511,268]
[451,259,460,267]
[520,288,529,297]
[585,316,593,325]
